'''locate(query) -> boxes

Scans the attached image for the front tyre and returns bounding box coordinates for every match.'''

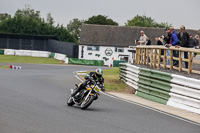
[67,96,75,106]
[80,95,95,110]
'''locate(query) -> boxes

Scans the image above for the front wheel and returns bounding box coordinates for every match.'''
[67,96,75,106]
[80,95,95,110]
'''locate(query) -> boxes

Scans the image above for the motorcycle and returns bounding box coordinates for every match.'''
[67,82,101,110]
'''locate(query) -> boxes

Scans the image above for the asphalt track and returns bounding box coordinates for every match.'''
[0,63,199,133]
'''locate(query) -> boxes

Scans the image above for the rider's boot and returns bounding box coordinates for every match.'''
[71,86,81,97]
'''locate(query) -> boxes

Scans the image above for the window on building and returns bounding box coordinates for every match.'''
[87,46,100,51]
[115,47,124,52]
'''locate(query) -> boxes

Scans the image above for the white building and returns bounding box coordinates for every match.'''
[79,24,200,66]
[79,24,137,66]
[78,45,134,66]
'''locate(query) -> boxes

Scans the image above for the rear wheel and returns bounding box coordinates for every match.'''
[80,95,95,110]
[67,96,75,106]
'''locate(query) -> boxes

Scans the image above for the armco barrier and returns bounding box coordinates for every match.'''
[119,63,200,114]
[119,63,139,90]
[68,58,104,66]
[137,68,171,104]
[167,75,200,114]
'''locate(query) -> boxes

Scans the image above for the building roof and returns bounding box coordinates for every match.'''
[80,24,200,47]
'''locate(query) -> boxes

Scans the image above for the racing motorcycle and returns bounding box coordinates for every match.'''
[67,82,101,110]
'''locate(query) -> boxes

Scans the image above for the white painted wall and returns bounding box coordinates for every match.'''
[78,45,134,66]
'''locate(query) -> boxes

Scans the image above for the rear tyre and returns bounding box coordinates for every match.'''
[67,96,75,106]
[80,95,95,110]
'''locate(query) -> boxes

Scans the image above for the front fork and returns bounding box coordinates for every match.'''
[84,89,92,101]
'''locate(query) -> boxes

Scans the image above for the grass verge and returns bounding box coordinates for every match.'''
[0,55,62,64]
[103,67,128,91]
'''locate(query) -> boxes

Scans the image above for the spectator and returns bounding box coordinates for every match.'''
[162,28,172,45]
[146,37,151,62]
[194,35,200,57]
[155,37,163,45]
[177,25,190,68]
[162,29,172,65]
[194,35,199,49]
[155,37,164,62]
[189,34,196,48]
[138,31,147,45]
[170,26,179,67]
[146,37,151,45]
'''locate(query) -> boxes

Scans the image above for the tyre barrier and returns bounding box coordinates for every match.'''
[119,63,200,114]
[10,65,22,70]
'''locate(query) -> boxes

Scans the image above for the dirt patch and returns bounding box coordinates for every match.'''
[107,86,136,94]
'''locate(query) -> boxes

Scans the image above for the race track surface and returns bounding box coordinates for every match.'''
[0,64,199,133]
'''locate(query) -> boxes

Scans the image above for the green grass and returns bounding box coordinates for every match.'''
[103,67,127,91]
[0,55,62,64]
[80,67,128,91]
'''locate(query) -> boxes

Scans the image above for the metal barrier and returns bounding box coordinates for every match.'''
[119,63,200,114]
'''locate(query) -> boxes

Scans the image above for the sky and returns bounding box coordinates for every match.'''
[1,0,200,30]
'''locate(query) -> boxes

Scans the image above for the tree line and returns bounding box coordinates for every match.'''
[0,6,172,44]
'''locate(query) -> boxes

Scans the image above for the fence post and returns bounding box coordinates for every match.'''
[138,48,141,64]
[179,50,182,72]
[150,48,153,67]
[153,48,157,68]
[141,48,143,64]
[158,49,161,69]
[170,49,173,70]
[163,49,166,69]
[144,48,146,65]
[147,48,149,65]
[188,52,192,74]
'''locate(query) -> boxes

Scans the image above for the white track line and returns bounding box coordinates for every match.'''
[73,71,200,126]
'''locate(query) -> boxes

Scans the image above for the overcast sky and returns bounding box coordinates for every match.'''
[1,0,200,30]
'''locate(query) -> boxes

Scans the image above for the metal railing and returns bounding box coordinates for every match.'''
[136,45,200,74]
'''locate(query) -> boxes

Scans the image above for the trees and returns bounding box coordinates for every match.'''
[67,18,84,43]
[125,15,172,28]
[0,13,11,22]
[0,6,173,44]
[0,6,75,43]
[46,13,54,26]
[84,15,118,26]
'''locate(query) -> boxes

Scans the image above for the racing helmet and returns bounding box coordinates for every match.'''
[95,68,103,79]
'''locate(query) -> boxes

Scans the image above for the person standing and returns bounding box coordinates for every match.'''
[194,35,200,57]
[194,35,199,49]
[138,31,147,45]
[155,37,164,62]
[146,37,151,45]
[189,34,196,48]
[177,25,190,68]
[162,28,172,65]
[155,37,163,45]
[170,26,179,66]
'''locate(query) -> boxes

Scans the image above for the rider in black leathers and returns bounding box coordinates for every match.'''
[71,68,105,97]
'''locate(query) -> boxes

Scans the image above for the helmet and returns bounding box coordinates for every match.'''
[95,68,103,79]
